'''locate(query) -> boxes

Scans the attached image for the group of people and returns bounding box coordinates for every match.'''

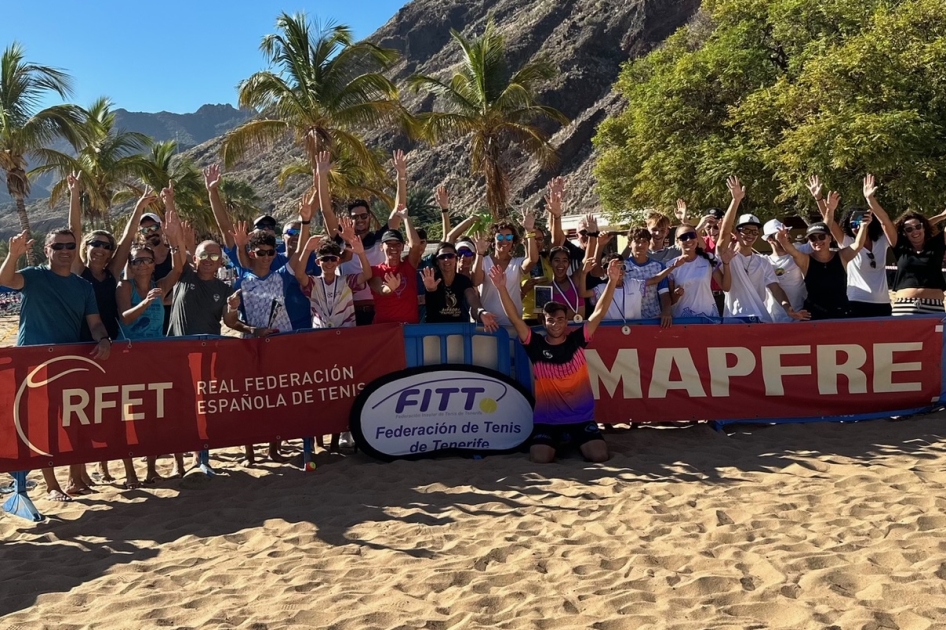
[5,149,946,491]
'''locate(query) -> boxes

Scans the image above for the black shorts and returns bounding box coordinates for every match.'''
[530,422,603,450]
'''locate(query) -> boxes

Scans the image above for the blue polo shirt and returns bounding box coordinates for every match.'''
[17,266,99,346]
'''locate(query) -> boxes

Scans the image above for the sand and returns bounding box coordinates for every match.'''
[3,415,946,629]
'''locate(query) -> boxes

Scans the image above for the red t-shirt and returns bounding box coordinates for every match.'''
[371,259,420,324]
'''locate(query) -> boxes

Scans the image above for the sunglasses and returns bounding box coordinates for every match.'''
[49,242,77,251]
[197,253,222,261]
[807,233,828,242]
[350,212,369,220]
[437,253,457,260]
[457,249,475,258]
[677,232,698,242]
[319,255,339,263]
[866,250,876,269]
[253,249,276,257]
[904,224,923,234]
[139,225,160,235]
[578,229,589,238]
[495,234,515,242]
[88,239,114,250]
[284,228,301,237]
[130,258,154,266]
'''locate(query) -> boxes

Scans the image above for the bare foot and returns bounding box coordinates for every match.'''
[65,484,93,496]
[97,463,114,483]
[47,489,73,502]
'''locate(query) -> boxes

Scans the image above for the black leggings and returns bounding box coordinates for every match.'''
[847,301,892,318]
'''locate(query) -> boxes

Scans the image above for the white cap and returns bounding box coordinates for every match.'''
[762,219,784,240]
[736,213,762,228]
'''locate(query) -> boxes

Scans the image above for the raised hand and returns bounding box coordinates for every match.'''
[299,187,317,222]
[392,149,407,177]
[180,220,197,253]
[135,186,157,212]
[350,234,365,255]
[383,272,402,294]
[67,171,81,194]
[203,164,221,190]
[315,150,332,175]
[674,199,688,225]
[858,212,874,232]
[598,232,614,248]
[521,209,537,231]
[545,177,565,218]
[8,231,34,259]
[480,311,499,333]
[421,267,441,291]
[394,203,409,220]
[488,265,506,288]
[581,257,596,274]
[303,235,323,253]
[435,185,449,210]
[339,216,356,243]
[606,257,623,283]
[227,289,243,312]
[160,180,175,208]
[584,213,598,233]
[727,176,745,203]
[230,220,250,249]
[807,175,822,200]
[863,174,878,201]
[825,190,841,214]
[164,208,183,242]
[473,232,490,256]
[719,239,738,264]
[775,226,791,245]
[145,288,164,304]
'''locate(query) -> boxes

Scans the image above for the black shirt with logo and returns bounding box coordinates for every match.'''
[425,273,475,323]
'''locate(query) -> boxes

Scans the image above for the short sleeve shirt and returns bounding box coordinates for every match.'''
[594,279,645,321]
[523,326,596,426]
[426,273,475,323]
[624,258,669,318]
[232,265,295,335]
[17,267,98,346]
[301,273,364,328]
[168,266,235,336]
[371,259,420,324]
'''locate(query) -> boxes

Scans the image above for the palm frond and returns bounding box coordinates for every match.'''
[221,118,291,167]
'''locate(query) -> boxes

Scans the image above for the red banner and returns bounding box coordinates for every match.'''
[0,324,406,472]
[587,318,943,423]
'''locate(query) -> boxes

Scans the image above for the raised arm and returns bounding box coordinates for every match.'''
[585,259,622,337]
[487,265,531,342]
[839,212,873,265]
[230,221,251,270]
[807,175,830,221]
[445,215,477,244]
[66,172,87,274]
[348,235,373,285]
[644,257,684,286]
[157,206,187,293]
[388,150,407,231]
[398,205,424,268]
[546,177,566,246]
[110,185,157,278]
[674,199,691,226]
[718,176,746,246]
[436,185,452,240]
[471,232,489,287]
[520,209,538,274]
[862,174,897,247]
[0,232,32,290]
[117,281,163,325]
[292,236,320,289]
[576,258,596,298]
[204,164,234,249]
[775,227,810,275]
[822,190,845,244]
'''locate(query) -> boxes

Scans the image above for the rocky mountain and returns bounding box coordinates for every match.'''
[1,0,700,238]
[112,104,254,149]
[184,0,700,223]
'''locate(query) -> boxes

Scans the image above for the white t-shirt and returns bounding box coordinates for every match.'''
[594,279,645,321]
[724,251,779,322]
[669,256,717,319]
[479,256,526,326]
[842,234,889,303]
[765,253,807,323]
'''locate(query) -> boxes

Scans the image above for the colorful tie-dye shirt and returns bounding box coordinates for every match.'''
[523,326,595,425]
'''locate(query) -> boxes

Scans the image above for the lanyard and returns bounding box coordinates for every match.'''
[553,276,579,314]
[321,276,339,318]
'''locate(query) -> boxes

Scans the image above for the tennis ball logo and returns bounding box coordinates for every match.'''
[479,398,498,414]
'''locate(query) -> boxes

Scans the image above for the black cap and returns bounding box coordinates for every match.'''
[253,215,277,229]
[806,222,830,237]
[381,229,404,244]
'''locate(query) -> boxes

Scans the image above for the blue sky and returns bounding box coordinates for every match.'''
[0,0,408,113]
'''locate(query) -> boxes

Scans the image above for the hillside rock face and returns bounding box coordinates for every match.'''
[184,0,699,223]
[113,104,254,149]
[1,0,699,237]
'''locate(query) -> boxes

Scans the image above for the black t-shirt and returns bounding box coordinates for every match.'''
[893,237,946,291]
[80,268,120,341]
[425,273,475,323]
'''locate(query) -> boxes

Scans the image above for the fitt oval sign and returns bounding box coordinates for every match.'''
[350,366,535,461]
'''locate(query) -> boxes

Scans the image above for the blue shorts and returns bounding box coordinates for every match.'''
[530,422,603,450]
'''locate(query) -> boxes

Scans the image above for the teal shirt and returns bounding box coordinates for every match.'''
[16,266,98,346]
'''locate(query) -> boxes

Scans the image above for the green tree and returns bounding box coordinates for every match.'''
[595,0,946,222]
[33,97,151,231]
[409,20,568,219]
[0,42,80,260]
[222,12,406,201]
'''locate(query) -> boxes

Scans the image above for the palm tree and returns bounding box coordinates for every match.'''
[219,179,261,222]
[222,12,408,197]
[133,140,213,232]
[33,97,151,230]
[0,42,81,260]
[409,20,568,219]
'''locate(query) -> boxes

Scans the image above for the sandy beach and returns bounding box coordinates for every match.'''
[3,412,946,629]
